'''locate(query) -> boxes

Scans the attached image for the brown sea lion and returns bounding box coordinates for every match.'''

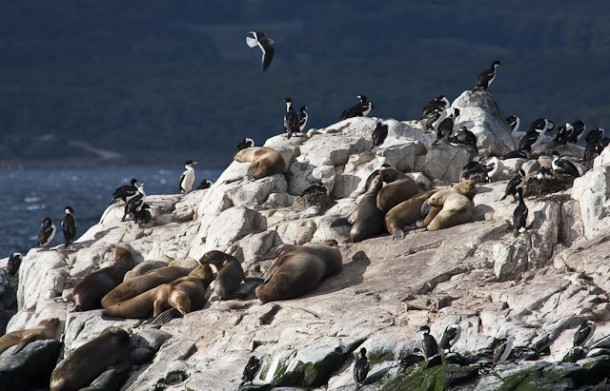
[255,244,343,304]
[102,263,215,319]
[384,190,437,239]
[101,265,194,308]
[350,174,385,242]
[417,188,474,231]
[49,327,131,391]
[200,250,245,300]
[376,167,419,212]
[0,317,60,356]
[72,245,136,311]
[234,146,286,179]
[123,260,168,281]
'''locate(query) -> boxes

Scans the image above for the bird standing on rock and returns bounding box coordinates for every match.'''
[112,178,138,203]
[372,121,388,146]
[573,320,596,347]
[439,324,462,353]
[353,347,370,388]
[341,95,374,120]
[506,115,520,132]
[283,97,300,139]
[37,217,56,247]
[298,105,308,132]
[492,336,513,367]
[420,325,440,361]
[500,169,526,201]
[178,160,197,194]
[61,206,77,247]
[239,355,261,387]
[551,151,580,177]
[475,60,501,92]
[512,187,528,237]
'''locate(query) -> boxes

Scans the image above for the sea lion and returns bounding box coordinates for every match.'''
[255,244,343,304]
[376,166,419,212]
[199,250,246,300]
[72,245,136,311]
[0,317,60,356]
[384,190,437,239]
[234,146,286,179]
[101,265,194,308]
[49,327,131,391]
[102,263,215,319]
[350,174,385,242]
[417,188,474,231]
[123,260,168,281]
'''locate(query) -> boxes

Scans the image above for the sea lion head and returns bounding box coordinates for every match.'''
[199,250,227,268]
[170,290,191,315]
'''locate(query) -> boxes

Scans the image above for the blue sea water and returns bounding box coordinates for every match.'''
[0,167,222,258]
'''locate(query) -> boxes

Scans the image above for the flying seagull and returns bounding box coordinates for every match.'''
[246,31,275,71]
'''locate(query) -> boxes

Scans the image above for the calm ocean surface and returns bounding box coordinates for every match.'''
[0,167,222,258]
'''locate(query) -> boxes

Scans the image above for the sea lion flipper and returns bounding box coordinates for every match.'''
[150,308,182,327]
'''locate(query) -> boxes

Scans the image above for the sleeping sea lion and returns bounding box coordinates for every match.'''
[376,167,419,212]
[384,189,437,239]
[417,188,474,231]
[72,245,136,311]
[234,146,286,179]
[255,244,343,304]
[49,327,131,391]
[0,317,60,356]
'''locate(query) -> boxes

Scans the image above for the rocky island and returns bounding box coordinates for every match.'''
[1,90,610,390]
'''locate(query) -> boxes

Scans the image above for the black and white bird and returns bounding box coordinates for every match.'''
[6,252,23,276]
[353,347,370,387]
[434,108,460,144]
[37,217,56,247]
[298,106,309,132]
[584,127,606,163]
[246,31,274,72]
[513,187,528,237]
[236,137,254,153]
[424,106,449,131]
[474,60,501,91]
[553,122,573,146]
[530,117,555,133]
[566,120,586,144]
[239,356,262,387]
[122,182,145,222]
[61,206,77,247]
[502,149,530,160]
[112,178,139,203]
[492,336,514,367]
[500,169,526,201]
[372,121,389,146]
[301,183,328,196]
[462,159,492,181]
[340,95,374,120]
[134,203,152,226]
[420,325,440,361]
[196,179,213,190]
[506,115,521,132]
[449,126,478,150]
[573,320,596,347]
[283,97,300,138]
[551,151,580,177]
[422,95,450,119]
[179,160,197,194]
[534,166,555,180]
[439,324,462,353]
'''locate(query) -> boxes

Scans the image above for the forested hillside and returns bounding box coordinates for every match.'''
[1,0,609,167]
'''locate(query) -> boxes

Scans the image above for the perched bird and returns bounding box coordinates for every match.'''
[519,117,554,152]
[513,187,528,237]
[353,347,370,387]
[439,324,462,353]
[372,121,389,146]
[422,95,450,119]
[506,115,520,132]
[301,183,328,196]
[179,160,197,194]
[500,169,526,201]
[122,183,145,222]
[61,206,77,247]
[246,31,274,71]
[283,97,300,138]
[111,178,139,203]
[567,120,586,144]
[534,166,554,180]
[474,60,501,91]
[37,217,56,247]
[298,106,309,132]
[492,336,514,367]
[462,160,491,181]
[6,253,23,276]
[502,149,529,160]
[449,126,478,149]
[551,151,580,177]
[434,108,460,144]
[340,95,374,120]
[420,325,440,361]
[196,179,213,190]
[134,203,152,226]
[485,156,505,180]
[553,122,573,145]
[239,356,262,387]
[236,137,254,153]
[584,127,606,163]
[573,320,596,347]
[530,117,555,133]
[424,106,449,131]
